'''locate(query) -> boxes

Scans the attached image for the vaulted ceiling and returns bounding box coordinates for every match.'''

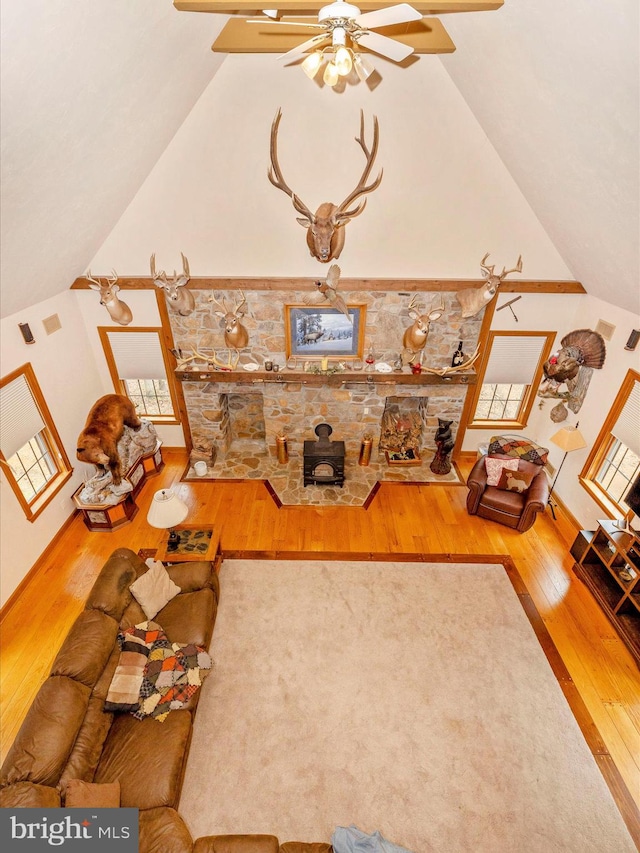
[1,0,638,319]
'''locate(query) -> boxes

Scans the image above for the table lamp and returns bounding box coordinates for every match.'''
[147,489,189,551]
[548,423,587,520]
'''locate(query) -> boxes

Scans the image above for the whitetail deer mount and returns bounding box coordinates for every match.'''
[401,294,445,365]
[209,291,250,350]
[268,108,383,263]
[456,253,523,319]
[85,270,132,326]
[150,253,195,316]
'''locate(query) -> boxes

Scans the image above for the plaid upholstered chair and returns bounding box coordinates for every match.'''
[466,436,550,532]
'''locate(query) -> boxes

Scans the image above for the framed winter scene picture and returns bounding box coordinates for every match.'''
[284,305,366,360]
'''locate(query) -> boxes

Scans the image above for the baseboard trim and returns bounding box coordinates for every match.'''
[0,509,79,623]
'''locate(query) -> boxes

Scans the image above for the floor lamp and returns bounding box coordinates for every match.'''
[548,423,587,520]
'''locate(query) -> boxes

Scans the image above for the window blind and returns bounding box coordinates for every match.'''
[0,373,46,459]
[106,331,167,380]
[611,380,640,458]
[483,335,547,385]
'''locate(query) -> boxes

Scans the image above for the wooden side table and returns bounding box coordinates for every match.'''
[155,525,221,565]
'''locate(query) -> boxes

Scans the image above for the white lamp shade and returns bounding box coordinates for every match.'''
[550,426,587,453]
[147,489,189,530]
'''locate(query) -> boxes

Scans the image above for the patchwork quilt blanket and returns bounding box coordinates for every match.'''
[106,621,212,723]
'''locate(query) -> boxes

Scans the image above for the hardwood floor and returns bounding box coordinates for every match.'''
[2,448,639,824]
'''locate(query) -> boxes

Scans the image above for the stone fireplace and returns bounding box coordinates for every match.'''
[171,286,481,468]
[179,374,472,466]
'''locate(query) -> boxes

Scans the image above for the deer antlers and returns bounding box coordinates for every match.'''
[268,108,383,263]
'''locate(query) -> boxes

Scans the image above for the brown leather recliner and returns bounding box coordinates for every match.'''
[466,456,549,532]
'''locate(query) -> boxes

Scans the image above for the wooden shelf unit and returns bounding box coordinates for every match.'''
[573,520,640,665]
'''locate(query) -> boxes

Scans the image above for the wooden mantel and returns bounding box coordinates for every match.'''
[174,368,477,386]
[71,276,586,295]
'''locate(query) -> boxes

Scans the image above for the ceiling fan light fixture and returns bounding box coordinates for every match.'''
[335,45,353,76]
[353,52,374,82]
[323,59,340,86]
[302,50,325,79]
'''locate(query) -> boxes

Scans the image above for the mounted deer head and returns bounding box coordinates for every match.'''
[268,108,383,263]
[209,291,249,350]
[456,253,523,318]
[85,270,132,326]
[401,294,445,365]
[150,253,195,316]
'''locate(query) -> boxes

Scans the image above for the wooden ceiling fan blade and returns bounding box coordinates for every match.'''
[247,18,325,28]
[279,33,330,60]
[211,16,455,53]
[356,30,415,61]
[354,4,423,30]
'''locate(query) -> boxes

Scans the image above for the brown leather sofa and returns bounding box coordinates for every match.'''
[0,548,333,853]
[466,455,549,532]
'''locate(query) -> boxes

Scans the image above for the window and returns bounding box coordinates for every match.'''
[468,331,555,429]
[581,370,640,517]
[0,364,73,521]
[99,328,178,423]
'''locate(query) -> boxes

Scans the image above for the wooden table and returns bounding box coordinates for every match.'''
[155,524,221,564]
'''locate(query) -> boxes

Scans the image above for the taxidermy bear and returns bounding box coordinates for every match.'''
[76,394,141,485]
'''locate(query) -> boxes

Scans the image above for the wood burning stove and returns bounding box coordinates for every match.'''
[303,423,345,487]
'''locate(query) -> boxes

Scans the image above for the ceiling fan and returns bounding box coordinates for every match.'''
[253,2,422,61]
[174,1,504,82]
[248,1,424,84]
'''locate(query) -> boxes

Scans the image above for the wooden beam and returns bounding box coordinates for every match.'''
[71,276,587,294]
[212,17,455,53]
[175,1,503,13]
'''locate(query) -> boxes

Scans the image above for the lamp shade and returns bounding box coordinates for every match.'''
[550,425,587,453]
[147,489,189,530]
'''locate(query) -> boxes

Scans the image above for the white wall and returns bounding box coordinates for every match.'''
[74,287,185,448]
[463,290,640,529]
[0,291,103,606]
[88,55,572,281]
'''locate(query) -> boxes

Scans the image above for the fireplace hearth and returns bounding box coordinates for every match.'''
[303,423,346,487]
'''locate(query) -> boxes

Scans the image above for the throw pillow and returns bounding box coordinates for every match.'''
[485,455,519,487]
[497,467,535,493]
[488,435,549,465]
[64,779,120,808]
[103,621,162,713]
[130,562,180,620]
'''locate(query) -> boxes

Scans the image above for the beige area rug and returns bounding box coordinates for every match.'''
[179,561,635,852]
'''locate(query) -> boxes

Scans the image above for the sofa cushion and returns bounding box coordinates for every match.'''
[0,781,61,808]
[64,779,120,807]
[58,695,115,790]
[488,435,549,465]
[156,588,217,648]
[139,807,195,853]
[193,837,280,853]
[485,455,519,486]
[480,485,525,516]
[85,548,141,621]
[94,710,192,810]
[496,467,535,493]
[0,676,90,788]
[50,609,120,687]
[131,562,181,620]
[279,845,333,853]
[167,561,219,601]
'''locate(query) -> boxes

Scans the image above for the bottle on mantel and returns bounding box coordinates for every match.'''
[451,340,466,367]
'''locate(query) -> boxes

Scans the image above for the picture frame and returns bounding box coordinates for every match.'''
[284,304,366,360]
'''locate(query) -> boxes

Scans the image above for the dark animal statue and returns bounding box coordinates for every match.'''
[76,395,141,485]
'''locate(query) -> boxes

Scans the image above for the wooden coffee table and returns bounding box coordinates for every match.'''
[155,524,220,564]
